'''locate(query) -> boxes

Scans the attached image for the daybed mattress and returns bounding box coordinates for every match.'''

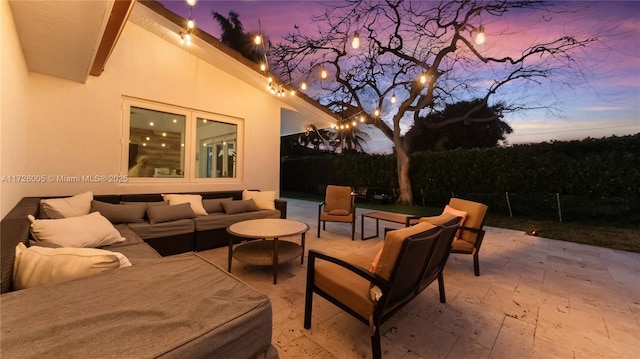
[1,253,277,359]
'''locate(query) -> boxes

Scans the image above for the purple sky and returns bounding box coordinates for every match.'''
[158,0,640,152]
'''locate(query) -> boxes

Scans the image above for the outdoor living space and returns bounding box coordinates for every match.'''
[198,197,640,359]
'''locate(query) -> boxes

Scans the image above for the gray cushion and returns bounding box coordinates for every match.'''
[147,203,196,224]
[128,219,195,240]
[91,200,146,224]
[202,198,233,213]
[221,200,259,215]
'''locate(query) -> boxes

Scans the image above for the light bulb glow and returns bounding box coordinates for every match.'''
[475,26,485,45]
[359,116,364,122]
[351,32,360,49]
[186,0,197,6]
[260,63,266,71]
[301,82,307,90]
[374,109,380,116]
[268,76,273,83]
[254,34,262,45]
[320,68,328,79]
[390,93,397,103]
[290,89,296,96]
[420,74,427,84]
[187,19,195,29]
[352,121,357,126]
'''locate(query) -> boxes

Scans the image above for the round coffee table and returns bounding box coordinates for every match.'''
[227,218,309,284]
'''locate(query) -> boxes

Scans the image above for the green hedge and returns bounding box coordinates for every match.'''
[280,134,640,224]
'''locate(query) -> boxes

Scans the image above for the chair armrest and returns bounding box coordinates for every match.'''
[405,215,421,226]
[308,250,389,290]
[274,199,287,219]
[459,226,484,234]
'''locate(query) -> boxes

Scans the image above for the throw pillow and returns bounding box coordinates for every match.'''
[443,205,468,240]
[28,212,125,248]
[13,243,131,290]
[221,199,260,215]
[90,200,146,224]
[146,203,196,224]
[39,191,93,218]
[162,194,207,215]
[242,190,276,210]
[202,197,233,213]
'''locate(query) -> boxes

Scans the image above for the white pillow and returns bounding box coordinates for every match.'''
[13,243,131,290]
[28,212,125,248]
[242,190,277,210]
[40,191,94,218]
[161,194,208,215]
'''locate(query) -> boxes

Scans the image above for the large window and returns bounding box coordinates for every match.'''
[122,99,243,182]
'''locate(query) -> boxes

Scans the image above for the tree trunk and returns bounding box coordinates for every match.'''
[395,139,413,205]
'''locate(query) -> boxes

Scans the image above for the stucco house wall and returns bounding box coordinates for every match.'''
[1,1,283,218]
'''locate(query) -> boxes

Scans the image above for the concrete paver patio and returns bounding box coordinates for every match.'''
[198,198,640,358]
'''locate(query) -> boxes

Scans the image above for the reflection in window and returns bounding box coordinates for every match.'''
[196,118,237,178]
[128,107,185,178]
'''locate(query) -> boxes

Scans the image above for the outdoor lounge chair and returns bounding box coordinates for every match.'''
[304,220,460,359]
[317,185,356,241]
[419,198,488,276]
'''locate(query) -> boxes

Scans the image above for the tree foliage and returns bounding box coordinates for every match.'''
[270,0,597,204]
[211,11,263,63]
[406,99,513,151]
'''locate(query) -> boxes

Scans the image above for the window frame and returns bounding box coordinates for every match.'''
[121,98,243,183]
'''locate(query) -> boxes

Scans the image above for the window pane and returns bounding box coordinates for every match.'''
[128,107,186,178]
[196,118,237,178]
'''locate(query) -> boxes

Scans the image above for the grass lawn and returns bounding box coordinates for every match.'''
[283,191,640,253]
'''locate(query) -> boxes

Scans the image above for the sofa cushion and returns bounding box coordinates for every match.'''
[28,212,125,248]
[12,243,131,290]
[162,194,207,215]
[194,209,281,231]
[202,197,233,213]
[91,200,146,224]
[39,191,93,219]
[128,219,195,240]
[242,190,276,210]
[221,199,260,214]
[147,203,196,224]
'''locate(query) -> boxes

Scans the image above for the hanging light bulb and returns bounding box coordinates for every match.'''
[320,67,328,79]
[187,19,195,29]
[390,93,397,103]
[268,76,273,83]
[186,0,197,6]
[254,34,262,45]
[185,33,192,46]
[374,109,380,117]
[351,32,360,49]
[290,89,296,96]
[419,73,428,84]
[260,63,267,72]
[359,115,365,122]
[300,82,307,90]
[352,121,357,126]
[475,26,485,45]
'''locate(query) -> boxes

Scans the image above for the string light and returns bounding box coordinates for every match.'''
[374,109,380,116]
[475,25,485,45]
[390,93,397,103]
[320,67,328,79]
[351,32,360,49]
[180,0,196,46]
[301,82,307,90]
[254,34,262,45]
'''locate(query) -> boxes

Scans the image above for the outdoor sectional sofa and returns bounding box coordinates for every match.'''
[0,191,284,358]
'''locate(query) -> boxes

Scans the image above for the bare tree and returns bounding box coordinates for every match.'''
[270,0,597,204]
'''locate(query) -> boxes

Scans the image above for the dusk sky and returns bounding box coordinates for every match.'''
[158,0,640,153]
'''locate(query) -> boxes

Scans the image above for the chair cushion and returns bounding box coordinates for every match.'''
[314,258,374,320]
[419,212,458,226]
[324,185,352,213]
[320,212,354,222]
[374,222,436,281]
[448,198,488,244]
[451,238,475,253]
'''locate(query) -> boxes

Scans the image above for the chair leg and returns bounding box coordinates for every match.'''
[304,260,314,329]
[437,272,446,303]
[351,218,355,241]
[371,326,382,359]
[473,252,480,276]
[317,220,321,238]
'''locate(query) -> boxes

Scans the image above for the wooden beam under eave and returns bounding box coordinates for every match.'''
[90,0,136,76]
